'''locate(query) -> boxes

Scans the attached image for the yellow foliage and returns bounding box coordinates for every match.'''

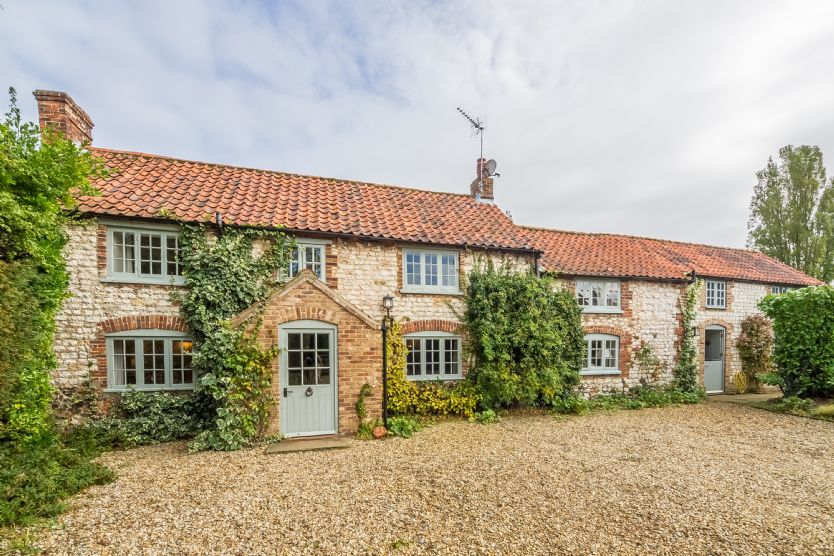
[386,321,479,418]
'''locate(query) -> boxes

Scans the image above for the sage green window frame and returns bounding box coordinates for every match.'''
[105,225,184,285]
[581,333,620,376]
[705,279,726,308]
[575,279,622,313]
[105,329,194,392]
[404,332,462,380]
[401,247,460,294]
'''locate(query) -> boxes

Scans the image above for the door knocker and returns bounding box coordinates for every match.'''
[305,386,314,397]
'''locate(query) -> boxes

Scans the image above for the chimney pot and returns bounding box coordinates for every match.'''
[32,90,94,144]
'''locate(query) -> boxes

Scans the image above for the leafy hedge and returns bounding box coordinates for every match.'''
[759,286,834,398]
[735,314,773,392]
[461,262,585,409]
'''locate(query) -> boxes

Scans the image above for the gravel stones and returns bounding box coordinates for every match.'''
[38,402,834,555]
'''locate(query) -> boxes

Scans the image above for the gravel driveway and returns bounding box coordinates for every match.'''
[39,402,834,555]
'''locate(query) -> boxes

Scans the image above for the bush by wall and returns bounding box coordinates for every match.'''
[735,315,774,392]
[386,321,479,418]
[759,286,834,398]
[673,279,701,393]
[461,262,585,409]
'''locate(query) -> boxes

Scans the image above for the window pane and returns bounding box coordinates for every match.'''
[589,340,602,368]
[604,340,617,369]
[112,231,136,274]
[425,339,441,375]
[405,251,421,286]
[143,339,165,385]
[288,333,300,350]
[606,282,620,308]
[166,236,181,276]
[171,339,193,385]
[576,282,590,306]
[444,338,459,375]
[112,339,137,386]
[288,248,301,278]
[140,233,163,276]
[316,333,329,350]
[441,254,457,288]
[424,254,438,286]
[288,368,302,386]
[302,245,324,279]
[302,333,315,349]
[591,283,603,306]
[406,338,421,376]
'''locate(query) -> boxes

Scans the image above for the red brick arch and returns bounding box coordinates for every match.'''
[90,315,189,389]
[400,319,464,335]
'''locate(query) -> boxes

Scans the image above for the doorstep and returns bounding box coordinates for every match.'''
[264,437,350,455]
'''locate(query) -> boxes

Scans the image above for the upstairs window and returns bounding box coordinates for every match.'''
[287,243,326,281]
[107,331,193,391]
[405,333,461,380]
[402,248,459,294]
[107,227,182,284]
[581,334,619,375]
[770,285,794,295]
[706,280,726,308]
[576,279,621,312]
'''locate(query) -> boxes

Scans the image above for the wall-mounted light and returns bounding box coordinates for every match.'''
[381,294,395,430]
[691,326,699,337]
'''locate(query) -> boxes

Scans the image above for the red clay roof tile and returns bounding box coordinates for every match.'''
[81,148,533,251]
[521,226,821,286]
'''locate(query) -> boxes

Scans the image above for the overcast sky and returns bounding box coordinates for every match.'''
[2,1,833,247]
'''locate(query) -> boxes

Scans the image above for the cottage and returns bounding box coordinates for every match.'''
[36,90,819,438]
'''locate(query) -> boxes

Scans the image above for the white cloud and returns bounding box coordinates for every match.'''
[2,0,833,246]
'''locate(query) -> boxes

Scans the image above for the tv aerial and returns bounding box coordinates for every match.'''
[457,106,500,178]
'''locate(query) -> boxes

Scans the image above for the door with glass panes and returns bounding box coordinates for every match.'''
[279,321,337,437]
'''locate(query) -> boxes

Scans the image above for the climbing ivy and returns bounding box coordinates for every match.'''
[673,279,702,393]
[175,224,293,451]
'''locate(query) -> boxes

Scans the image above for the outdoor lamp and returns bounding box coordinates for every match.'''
[382,294,394,317]
[691,326,699,337]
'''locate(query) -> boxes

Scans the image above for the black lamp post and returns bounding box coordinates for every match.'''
[381,294,394,429]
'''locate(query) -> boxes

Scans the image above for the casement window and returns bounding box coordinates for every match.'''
[287,242,326,281]
[581,334,620,375]
[106,227,183,284]
[402,248,459,294]
[106,330,193,391]
[705,280,726,308]
[770,285,794,295]
[404,332,462,380]
[576,279,621,312]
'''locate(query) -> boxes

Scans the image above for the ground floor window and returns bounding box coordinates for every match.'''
[107,331,194,390]
[405,332,461,380]
[581,334,620,375]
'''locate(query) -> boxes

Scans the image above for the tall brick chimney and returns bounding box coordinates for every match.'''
[32,90,94,144]
[470,157,494,203]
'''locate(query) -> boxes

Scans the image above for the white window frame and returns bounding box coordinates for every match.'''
[575,279,622,313]
[581,333,620,376]
[105,329,194,392]
[705,279,726,308]
[770,285,793,295]
[404,331,462,380]
[285,239,328,281]
[401,247,460,294]
[104,224,184,285]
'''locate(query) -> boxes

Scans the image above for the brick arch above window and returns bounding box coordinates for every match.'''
[91,315,190,389]
[400,319,463,335]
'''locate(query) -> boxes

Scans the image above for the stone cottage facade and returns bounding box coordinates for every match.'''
[37,90,820,437]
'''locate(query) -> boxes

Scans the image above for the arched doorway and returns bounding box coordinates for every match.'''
[704,325,725,394]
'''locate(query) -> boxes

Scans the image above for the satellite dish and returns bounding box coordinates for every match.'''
[485,159,498,176]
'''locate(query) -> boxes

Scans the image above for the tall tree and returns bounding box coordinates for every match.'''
[747,145,834,282]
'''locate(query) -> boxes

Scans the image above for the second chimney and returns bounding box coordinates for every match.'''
[470,157,494,203]
[32,90,94,144]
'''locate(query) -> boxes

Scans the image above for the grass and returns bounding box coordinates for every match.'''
[750,396,834,422]
[0,430,114,528]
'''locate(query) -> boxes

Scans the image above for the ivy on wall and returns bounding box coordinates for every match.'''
[175,224,293,451]
[673,279,702,393]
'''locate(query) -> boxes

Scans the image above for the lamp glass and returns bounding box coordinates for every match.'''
[383,295,394,311]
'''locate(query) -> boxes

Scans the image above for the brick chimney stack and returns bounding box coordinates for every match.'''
[470,157,494,203]
[32,90,94,144]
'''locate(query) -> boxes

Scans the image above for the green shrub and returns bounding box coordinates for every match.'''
[88,390,202,448]
[0,436,113,526]
[553,386,702,416]
[469,409,500,424]
[736,315,774,392]
[551,394,589,415]
[815,404,834,418]
[771,396,815,413]
[462,262,585,409]
[387,416,422,438]
[759,286,834,398]
[673,280,702,393]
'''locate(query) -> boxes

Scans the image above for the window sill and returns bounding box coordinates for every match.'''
[400,288,462,296]
[406,376,463,382]
[581,308,623,315]
[102,276,185,286]
[704,306,726,311]
[579,370,621,377]
[104,386,194,393]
